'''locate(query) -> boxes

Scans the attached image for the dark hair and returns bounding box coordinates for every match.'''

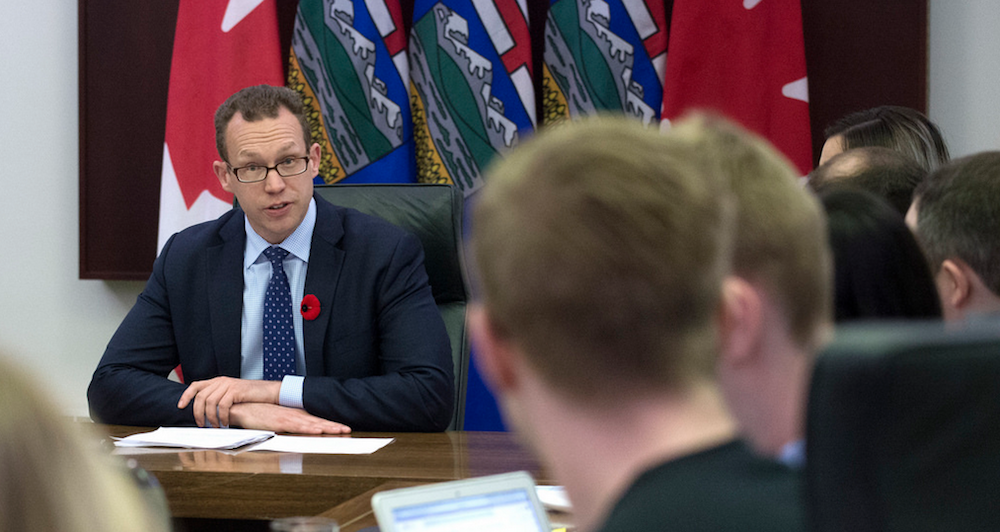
[809,147,927,215]
[916,152,1000,297]
[825,106,950,171]
[821,188,942,322]
[213,84,312,163]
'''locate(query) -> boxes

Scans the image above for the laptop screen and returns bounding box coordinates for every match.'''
[390,487,547,532]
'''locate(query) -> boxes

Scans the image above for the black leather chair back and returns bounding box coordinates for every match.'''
[314,184,470,430]
[806,319,1000,532]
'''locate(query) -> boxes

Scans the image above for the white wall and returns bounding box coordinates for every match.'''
[0,1,144,417]
[929,0,1000,157]
[0,0,995,417]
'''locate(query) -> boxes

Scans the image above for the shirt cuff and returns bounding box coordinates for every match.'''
[278,375,305,409]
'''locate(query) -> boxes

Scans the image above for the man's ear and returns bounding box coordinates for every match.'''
[309,142,321,164]
[718,276,764,367]
[307,142,322,179]
[468,305,519,394]
[937,259,972,313]
[904,199,920,232]
[214,160,234,194]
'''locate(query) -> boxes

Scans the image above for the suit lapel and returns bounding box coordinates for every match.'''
[208,210,246,378]
[303,196,346,377]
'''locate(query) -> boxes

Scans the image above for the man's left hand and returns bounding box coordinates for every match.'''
[177,377,281,428]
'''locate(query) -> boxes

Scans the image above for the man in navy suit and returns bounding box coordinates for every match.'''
[88,85,453,433]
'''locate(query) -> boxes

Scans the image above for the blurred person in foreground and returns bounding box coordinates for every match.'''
[468,116,804,532]
[0,355,171,532]
[670,115,833,468]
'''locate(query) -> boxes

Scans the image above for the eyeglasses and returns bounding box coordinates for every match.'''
[228,156,310,183]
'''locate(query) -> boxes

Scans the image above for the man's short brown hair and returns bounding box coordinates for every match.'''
[472,116,735,402]
[671,114,832,352]
[917,151,1000,296]
[214,84,312,163]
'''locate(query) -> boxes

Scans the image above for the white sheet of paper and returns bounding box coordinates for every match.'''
[247,435,394,454]
[113,427,275,450]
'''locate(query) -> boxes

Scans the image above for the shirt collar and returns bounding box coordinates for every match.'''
[244,197,316,269]
[778,438,805,469]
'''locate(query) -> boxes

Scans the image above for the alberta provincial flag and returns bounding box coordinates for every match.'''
[157,0,284,253]
[409,0,535,197]
[542,0,667,126]
[288,0,415,185]
[661,0,812,174]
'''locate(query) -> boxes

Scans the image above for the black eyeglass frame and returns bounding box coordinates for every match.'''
[228,156,311,183]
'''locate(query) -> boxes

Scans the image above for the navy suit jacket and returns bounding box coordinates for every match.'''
[88,195,453,431]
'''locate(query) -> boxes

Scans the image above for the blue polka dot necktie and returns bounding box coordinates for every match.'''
[262,246,296,381]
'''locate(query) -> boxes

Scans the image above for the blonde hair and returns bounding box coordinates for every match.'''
[0,356,171,532]
[669,114,833,351]
[472,116,735,402]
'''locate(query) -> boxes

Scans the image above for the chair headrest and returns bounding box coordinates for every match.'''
[313,184,468,305]
[806,318,1000,531]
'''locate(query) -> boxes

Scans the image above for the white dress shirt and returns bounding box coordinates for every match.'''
[240,198,317,409]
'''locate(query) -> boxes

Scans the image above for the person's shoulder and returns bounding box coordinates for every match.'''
[638,439,800,488]
[180,209,239,237]
[159,208,241,258]
[598,440,805,532]
[664,439,803,497]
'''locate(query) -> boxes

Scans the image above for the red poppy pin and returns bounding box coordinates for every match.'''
[300,294,320,320]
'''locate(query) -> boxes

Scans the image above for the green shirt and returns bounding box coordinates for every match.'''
[597,439,805,532]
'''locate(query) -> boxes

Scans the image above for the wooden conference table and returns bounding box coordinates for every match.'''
[105,426,552,530]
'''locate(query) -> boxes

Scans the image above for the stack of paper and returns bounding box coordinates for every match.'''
[113,427,396,455]
[114,427,274,450]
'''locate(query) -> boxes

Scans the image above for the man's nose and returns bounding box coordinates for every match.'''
[262,168,285,192]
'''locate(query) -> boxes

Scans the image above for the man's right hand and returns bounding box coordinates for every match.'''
[177,376,281,428]
[228,403,351,435]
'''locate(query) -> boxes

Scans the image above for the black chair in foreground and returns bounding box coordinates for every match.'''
[806,319,1000,531]
[313,183,470,430]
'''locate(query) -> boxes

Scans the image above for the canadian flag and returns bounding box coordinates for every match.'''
[661,0,812,174]
[157,0,284,253]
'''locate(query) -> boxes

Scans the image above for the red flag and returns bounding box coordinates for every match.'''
[157,0,284,252]
[661,0,812,174]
